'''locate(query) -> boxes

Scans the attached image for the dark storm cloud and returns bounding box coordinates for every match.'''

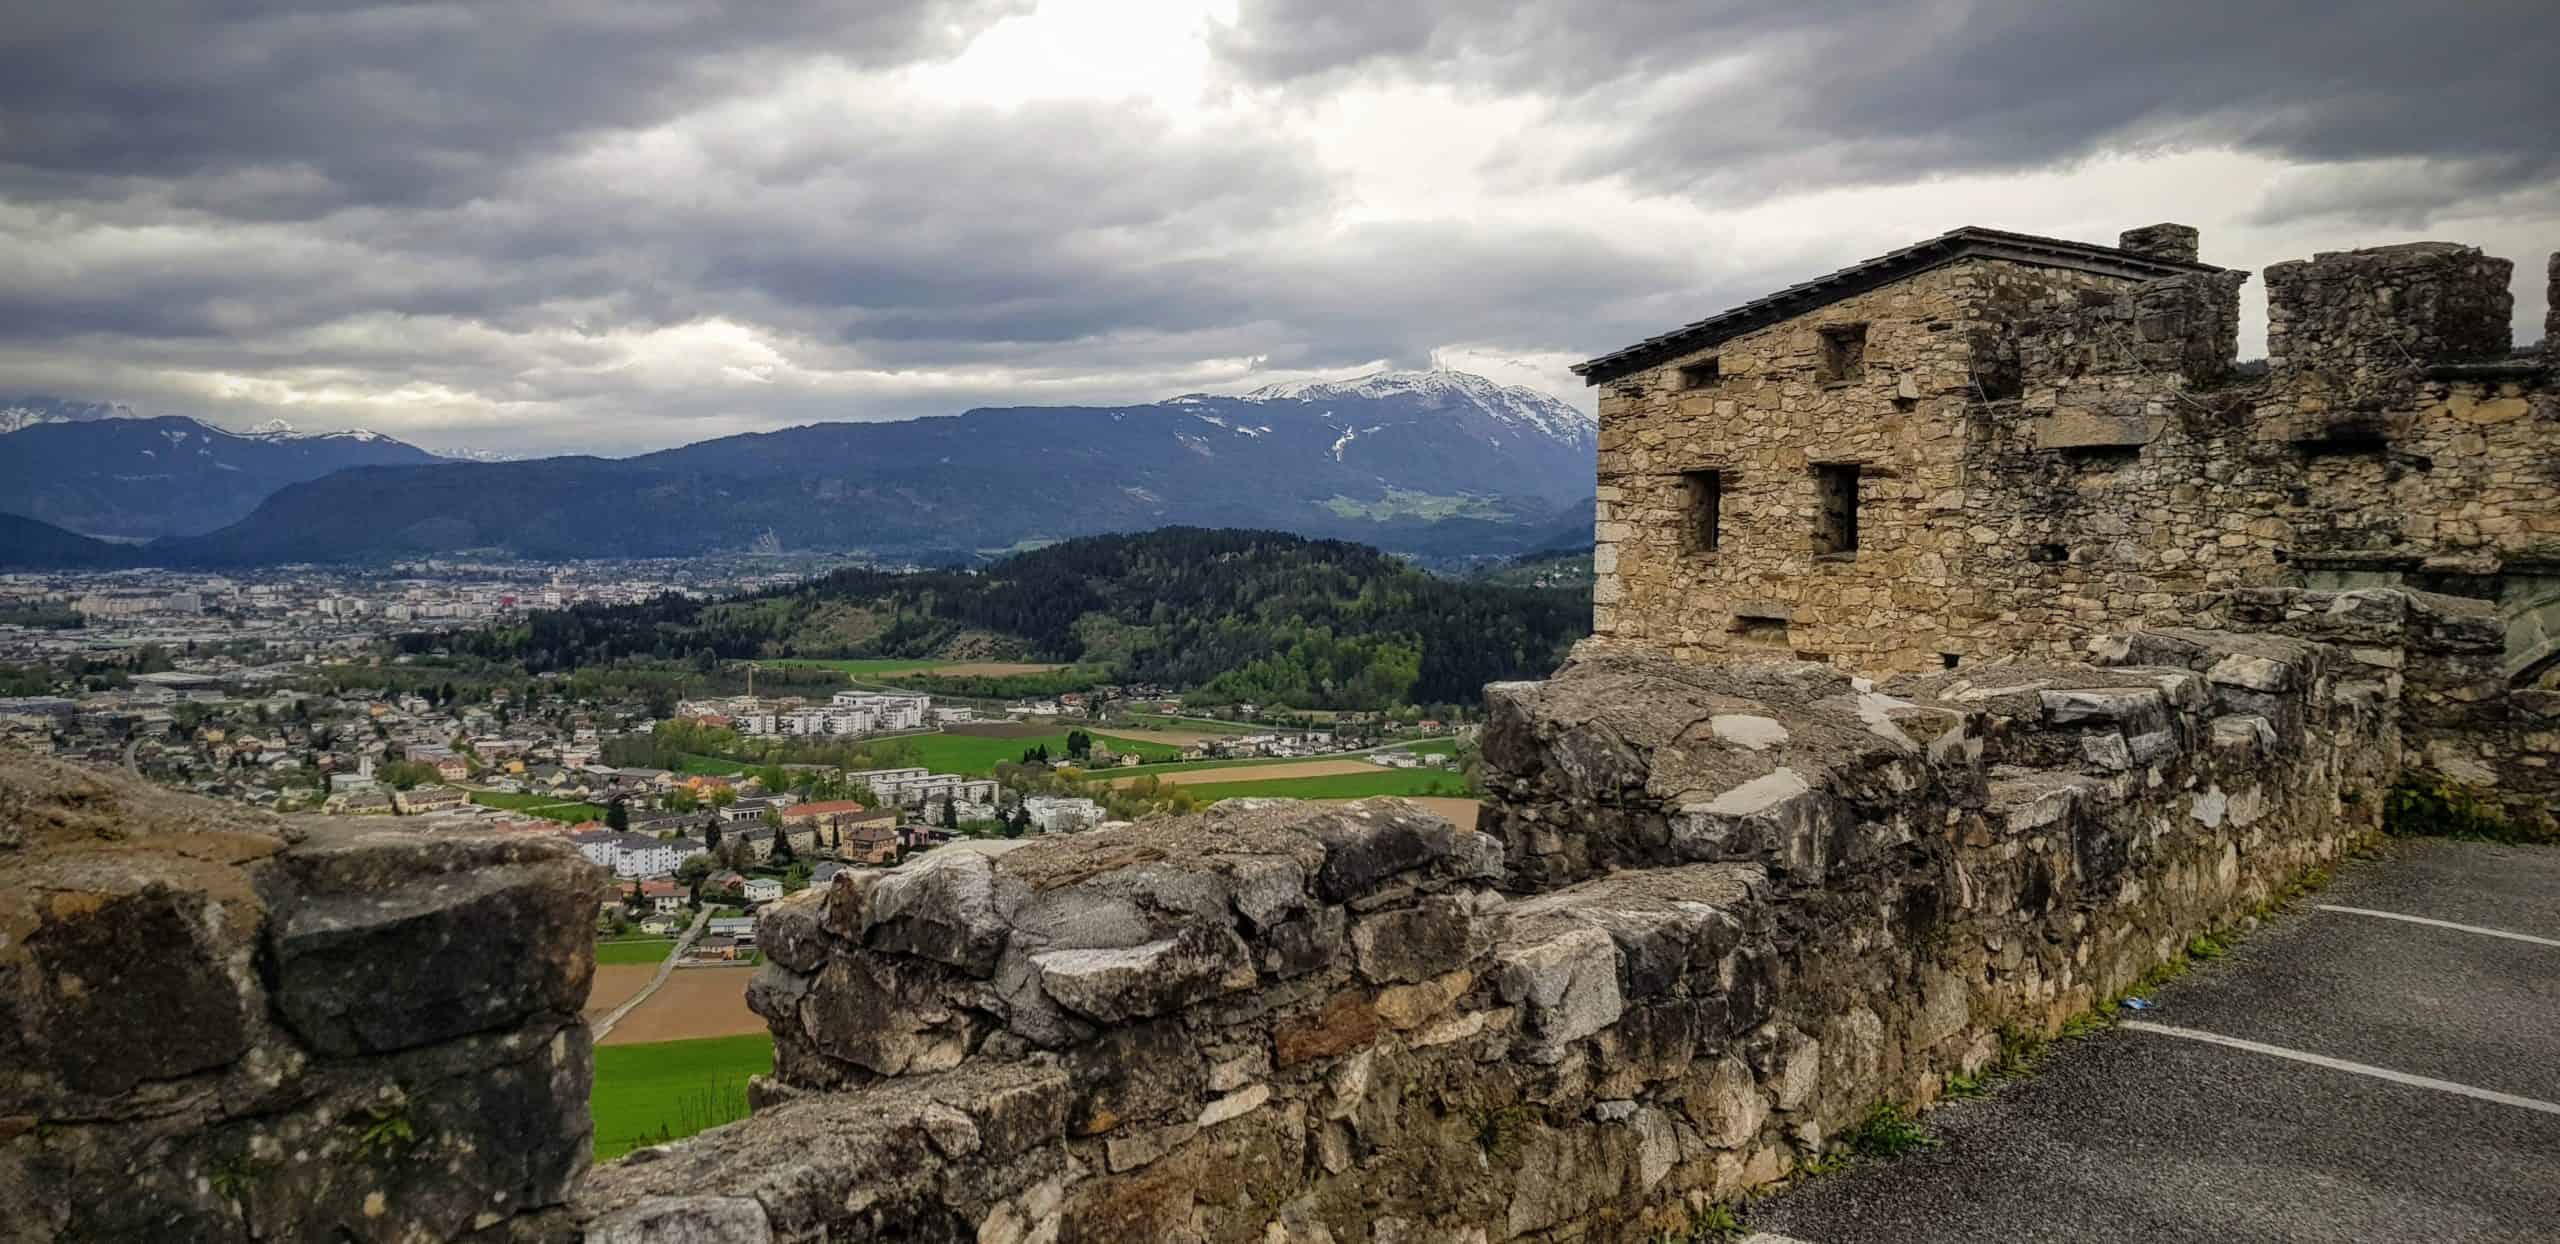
[0,0,1032,214]
[1214,0,2560,215]
[6,0,2546,453]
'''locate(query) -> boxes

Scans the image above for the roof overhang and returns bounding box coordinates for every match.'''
[1571,226,2233,387]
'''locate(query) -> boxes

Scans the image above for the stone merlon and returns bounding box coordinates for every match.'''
[0,754,599,1242]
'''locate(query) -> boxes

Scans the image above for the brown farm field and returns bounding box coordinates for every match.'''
[597,966,763,1046]
[925,661,1071,677]
[583,964,658,1020]
[1112,758,1384,788]
[1380,796,1481,831]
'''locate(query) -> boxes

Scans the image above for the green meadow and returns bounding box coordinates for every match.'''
[593,937,675,966]
[910,730,1181,776]
[589,1033,774,1160]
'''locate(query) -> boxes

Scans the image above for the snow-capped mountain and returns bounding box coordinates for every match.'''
[0,396,136,434]
[142,369,1596,566]
[0,413,441,540]
[245,417,404,445]
[1240,368,1596,448]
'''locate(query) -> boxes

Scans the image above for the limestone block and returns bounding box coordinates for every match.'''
[1682,1055,1768,1148]
[1032,924,1248,1023]
[863,846,1023,977]
[10,864,256,1100]
[261,826,595,1058]
[2027,410,2164,450]
[1495,925,1625,1064]
[2207,652,2296,693]
[587,1197,774,1244]
[755,888,830,972]
[1350,893,1495,985]
[804,948,978,1076]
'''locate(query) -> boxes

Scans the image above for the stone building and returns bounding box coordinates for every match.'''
[1574,224,2559,686]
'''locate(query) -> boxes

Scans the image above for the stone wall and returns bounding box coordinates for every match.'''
[1590,257,2180,671]
[2266,242,2516,410]
[2166,589,2559,835]
[1590,230,2560,681]
[0,755,597,1243]
[564,597,2421,1243]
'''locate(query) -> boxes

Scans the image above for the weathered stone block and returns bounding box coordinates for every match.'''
[262,827,595,1057]
[1032,923,1247,1023]
[2028,410,2163,450]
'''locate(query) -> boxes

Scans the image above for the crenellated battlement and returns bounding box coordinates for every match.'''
[2266,241,2520,408]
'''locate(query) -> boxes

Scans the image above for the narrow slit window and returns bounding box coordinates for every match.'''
[1819,324,1868,383]
[1813,463,1860,556]
[1678,357,1721,390]
[1682,469,1722,552]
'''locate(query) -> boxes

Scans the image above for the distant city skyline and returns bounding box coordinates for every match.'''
[3,0,2553,455]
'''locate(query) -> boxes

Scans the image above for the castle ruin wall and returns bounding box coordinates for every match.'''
[1591,234,2560,682]
[563,593,2440,1243]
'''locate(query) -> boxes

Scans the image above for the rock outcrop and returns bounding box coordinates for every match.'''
[0,756,598,1243]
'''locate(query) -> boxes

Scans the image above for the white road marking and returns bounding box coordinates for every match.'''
[2312,904,2560,949]
[2121,1021,2560,1117]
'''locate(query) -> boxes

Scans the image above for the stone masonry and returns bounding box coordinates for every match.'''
[1575,225,2560,692]
[6,591,2538,1243]
[556,589,2473,1243]
[0,755,597,1243]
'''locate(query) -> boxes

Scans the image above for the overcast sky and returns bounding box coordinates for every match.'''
[4,0,2554,455]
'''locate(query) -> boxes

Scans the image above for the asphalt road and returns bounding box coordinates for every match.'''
[1745,838,2560,1244]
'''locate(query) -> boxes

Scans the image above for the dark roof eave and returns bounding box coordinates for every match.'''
[1572,226,2233,386]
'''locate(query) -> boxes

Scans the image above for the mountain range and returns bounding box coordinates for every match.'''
[0,409,443,540]
[0,370,1597,568]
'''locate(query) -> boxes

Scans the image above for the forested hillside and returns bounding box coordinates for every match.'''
[435,529,1590,708]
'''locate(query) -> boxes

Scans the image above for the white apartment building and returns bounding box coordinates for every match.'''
[845,767,931,793]
[830,692,929,731]
[734,693,931,738]
[1022,796,1105,834]
[571,831,709,879]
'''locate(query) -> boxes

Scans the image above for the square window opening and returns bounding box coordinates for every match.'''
[1682,469,1723,553]
[1818,324,1868,383]
[1677,358,1721,390]
[1812,463,1861,556]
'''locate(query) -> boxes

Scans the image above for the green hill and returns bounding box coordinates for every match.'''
[437,528,1589,709]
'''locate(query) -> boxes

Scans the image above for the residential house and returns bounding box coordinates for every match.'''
[743,877,784,903]
[638,879,686,914]
[845,821,902,866]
